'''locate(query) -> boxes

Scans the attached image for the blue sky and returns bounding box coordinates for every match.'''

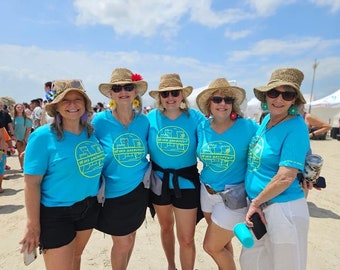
[0,0,339,108]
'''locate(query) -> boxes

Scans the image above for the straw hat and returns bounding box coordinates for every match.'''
[45,79,92,117]
[196,78,246,116]
[254,67,306,103]
[149,73,193,99]
[98,68,148,98]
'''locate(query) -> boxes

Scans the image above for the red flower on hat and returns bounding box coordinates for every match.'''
[131,73,143,81]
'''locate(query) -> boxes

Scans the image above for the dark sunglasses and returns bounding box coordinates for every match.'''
[266,89,296,101]
[111,84,135,93]
[160,90,181,98]
[211,96,234,104]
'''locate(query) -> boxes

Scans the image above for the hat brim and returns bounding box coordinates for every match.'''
[254,82,306,103]
[149,86,193,99]
[196,86,246,116]
[45,89,92,117]
[99,81,148,98]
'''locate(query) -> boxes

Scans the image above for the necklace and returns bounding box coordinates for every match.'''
[266,114,289,129]
[252,114,290,148]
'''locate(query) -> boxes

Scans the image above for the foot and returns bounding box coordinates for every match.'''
[5,165,11,170]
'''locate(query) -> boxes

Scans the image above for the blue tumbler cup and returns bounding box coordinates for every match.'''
[233,223,254,248]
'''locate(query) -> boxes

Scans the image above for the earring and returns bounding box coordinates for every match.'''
[132,99,140,110]
[261,101,268,111]
[230,111,238,120]
[179,101,187,110]
[80,113,88,123]
[109,100,116,110]
[288,105,298,115]
[56,112,62,124]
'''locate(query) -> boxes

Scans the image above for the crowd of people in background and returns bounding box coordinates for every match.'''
[0,67,336,270]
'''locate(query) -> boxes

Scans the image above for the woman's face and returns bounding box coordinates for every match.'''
[209,90,234,119]
[56,91,86,120]
[109,83,137,107]
[15,104,24,113]
[265,85,296,116]
[159,90,183,111]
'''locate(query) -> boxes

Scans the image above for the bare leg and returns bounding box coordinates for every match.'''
[73,229,93,270]
[154,204,176,270]
[111,232,136,270]
[203,222,236,270]
[174,207,197,270]
[43,239,75,270]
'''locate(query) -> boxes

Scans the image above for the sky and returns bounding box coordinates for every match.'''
[0,0,340,109]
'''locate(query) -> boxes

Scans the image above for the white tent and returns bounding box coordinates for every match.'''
[306,89,340,127]
[244,97,262,121]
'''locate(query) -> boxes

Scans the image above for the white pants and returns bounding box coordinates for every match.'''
[240,198,309,270]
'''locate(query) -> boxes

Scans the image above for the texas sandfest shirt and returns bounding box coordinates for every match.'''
[246,114,310,203]
[24,125,105,207]
[148,108,205,189]
[92,110,149,198]
[197,117,258,191]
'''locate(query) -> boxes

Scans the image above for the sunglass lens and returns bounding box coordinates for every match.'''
[160,91,170,98]
[124,84,135,91]
[112,85,122,93]
[211,96,223,103]
[171,90,180,97]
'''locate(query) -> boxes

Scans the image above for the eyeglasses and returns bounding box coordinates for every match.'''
[160,90,181,98]
[111,84,135,93]
[210,96,234,104]
[266,89,296,101]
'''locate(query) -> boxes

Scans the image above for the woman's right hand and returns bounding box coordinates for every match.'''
[19,223,40,254]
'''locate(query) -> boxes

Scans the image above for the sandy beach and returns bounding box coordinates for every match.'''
[0,138,339,269]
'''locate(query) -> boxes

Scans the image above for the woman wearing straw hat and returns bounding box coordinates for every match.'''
[148,73,205,270]
[93,68,150,270]
[240,68,311,270]
[20,80,105,269]
[196,78,258,269]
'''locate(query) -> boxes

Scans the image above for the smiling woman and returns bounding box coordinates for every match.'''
[20,79,105,270]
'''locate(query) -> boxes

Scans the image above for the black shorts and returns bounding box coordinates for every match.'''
[39,196,100,250]
[96,183,149,236]
[150,188,200,209]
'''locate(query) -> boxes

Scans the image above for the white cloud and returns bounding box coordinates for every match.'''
[246,0,296,16]
[228,37,337,61]
[310,0,340,12]
[73,0,254,37]
[224,29,252,40]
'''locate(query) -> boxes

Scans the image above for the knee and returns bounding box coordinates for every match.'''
[178,234,195,249]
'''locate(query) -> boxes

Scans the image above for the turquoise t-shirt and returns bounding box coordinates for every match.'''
[24,125,105,207]
[13,116,32,141]
[92,110,149,198]
[197,117,258,191]
[245,114,310,203]
[147,108,206,189]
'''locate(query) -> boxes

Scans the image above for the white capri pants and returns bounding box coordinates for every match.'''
[240,198,309,270]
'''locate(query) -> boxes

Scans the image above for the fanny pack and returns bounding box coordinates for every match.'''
[218,183,247,210]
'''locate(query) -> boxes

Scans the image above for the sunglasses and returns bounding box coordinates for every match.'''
[266,89,296,101]
[211,96,234,104]
[160,90,181,98]
[111,84,135,93]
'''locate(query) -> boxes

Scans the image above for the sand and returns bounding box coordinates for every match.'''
[0,138,339,269]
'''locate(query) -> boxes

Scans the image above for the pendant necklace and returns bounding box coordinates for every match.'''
[252,114,289,147]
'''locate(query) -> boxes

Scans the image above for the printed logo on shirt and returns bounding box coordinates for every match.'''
[76,141,105,177]
[199,140,235,172]
[156,126,189,157]
[247,136,263,172]
[112,133,146,167]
